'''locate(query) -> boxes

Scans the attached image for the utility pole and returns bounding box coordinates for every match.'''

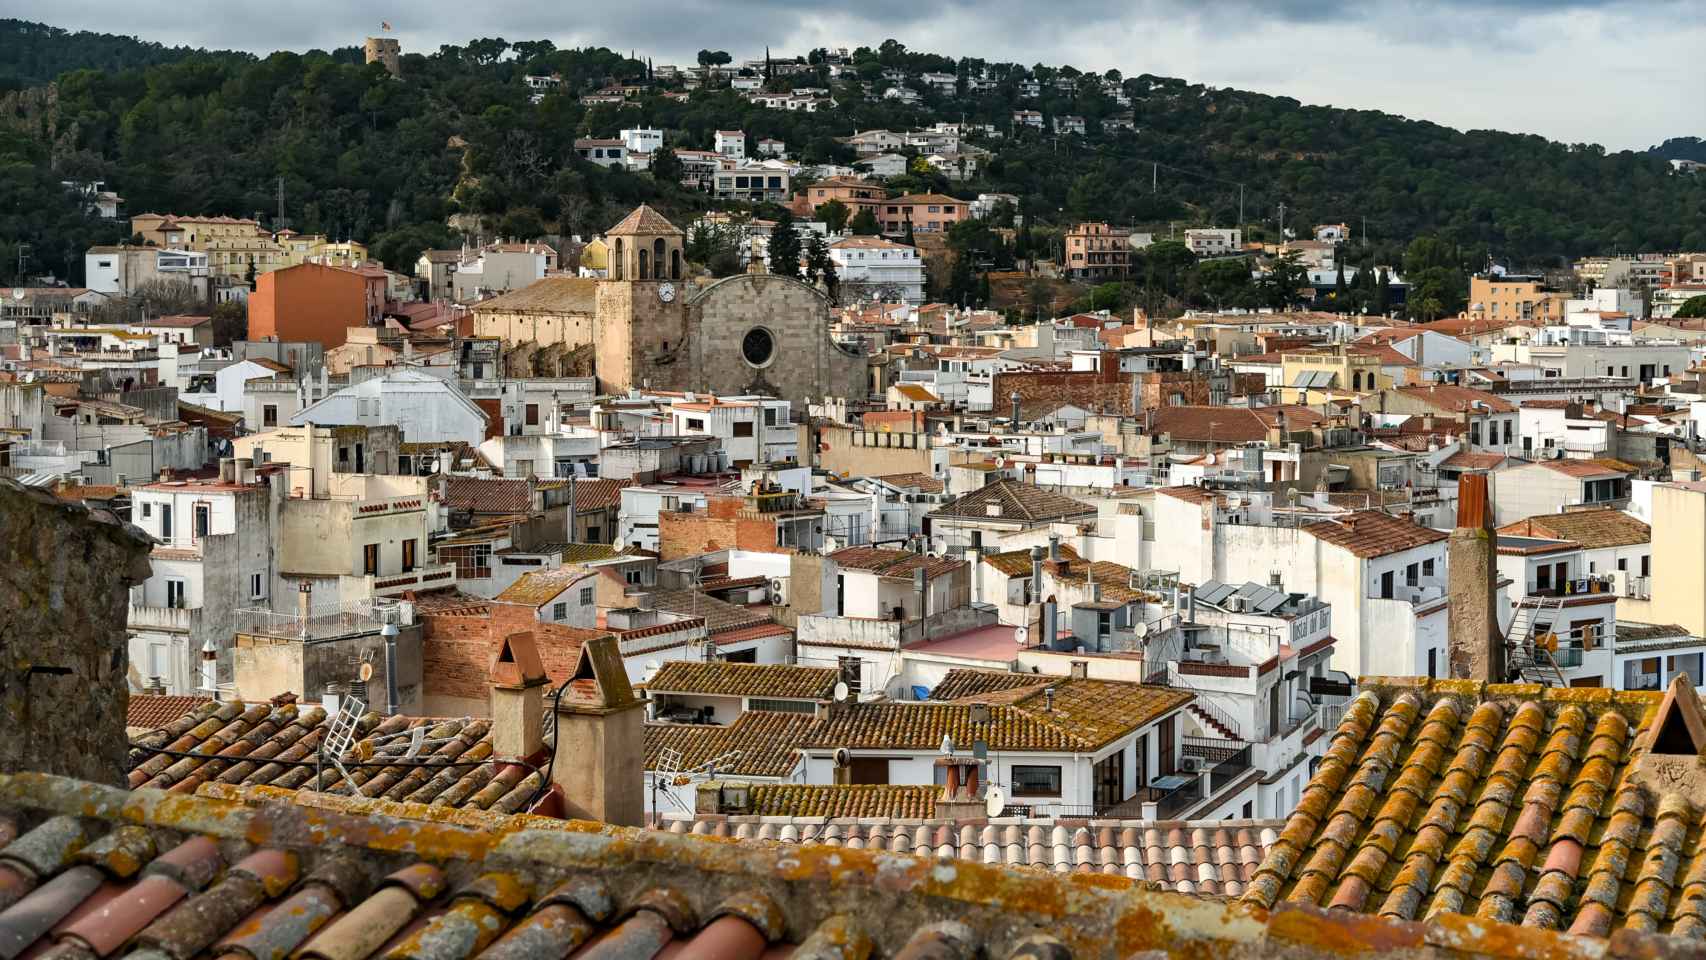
[277,177,286,229]
[1238,184,1244,236]
[1278,203,1287,240]
[1152,162,1157,194]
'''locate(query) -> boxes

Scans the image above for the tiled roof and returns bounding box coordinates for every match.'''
[442,477,532,514]
[666,816,1281,894]
[567,478,630,511]
[873,472,946,493]
[646,661,837,700]
[0,766,1686,960]
[1242,678,1706,939]
[644,710,814,778]
[1301,510,1447,558]
[1157,485,1222,506]
[605,203,682,236]
[469,277,598,315]
[1393,384,1517,414]
[1148,407,1269,443]
[494,567,594,606]
[1441,451,1510,470]
[709,622,794,646]
[982,545,1081,576]
[804,680,1190,752]
[125,695,211,731]
[829,546,964,579]
[649,589,769,635]
[1535,457,1637,478]
[1497,509,1650,549]
[125,699,544,813]
[746,784,937,818]
[929,669,1050,701]
[928,478,1094,523]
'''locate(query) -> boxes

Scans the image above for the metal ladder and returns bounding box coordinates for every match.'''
[1506,596,1567,687]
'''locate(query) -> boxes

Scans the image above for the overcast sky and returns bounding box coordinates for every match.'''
[17,1,1701,151]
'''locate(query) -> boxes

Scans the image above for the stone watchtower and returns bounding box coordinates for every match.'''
[364,37,401,77]
[594,204,688,395]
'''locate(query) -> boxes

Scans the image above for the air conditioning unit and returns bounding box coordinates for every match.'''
[1227,596,1248,613]
[1178,755,1205,773]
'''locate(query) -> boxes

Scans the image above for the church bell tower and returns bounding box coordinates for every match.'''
[595,204,688,394]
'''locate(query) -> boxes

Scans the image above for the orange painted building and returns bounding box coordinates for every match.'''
[248,262,387,348]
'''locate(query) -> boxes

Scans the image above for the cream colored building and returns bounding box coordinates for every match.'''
[1621,482,1706,634]
[471,277,600,349]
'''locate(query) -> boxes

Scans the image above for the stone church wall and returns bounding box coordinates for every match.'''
[688,275,866,407]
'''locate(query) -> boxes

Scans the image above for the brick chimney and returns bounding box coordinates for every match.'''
[551,635,645,826]
[489,632,548,760]
[1447,472,1504,681]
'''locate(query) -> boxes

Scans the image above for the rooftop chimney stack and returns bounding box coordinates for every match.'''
[1010,391,1022,427]
[1447,472,1505,681]
[490,632,548,761]
[551,636,645,826]
[933,753,990,822]
[296,580,313,635]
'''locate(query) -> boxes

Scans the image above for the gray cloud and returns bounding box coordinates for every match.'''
[11,0,1702,149]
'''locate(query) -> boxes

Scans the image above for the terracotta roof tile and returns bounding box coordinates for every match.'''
[666,814,1281,893]
[469,277,598,315]
[1301,511,1447,558]
[604,204,682,236]
[644,710,813,778]
[804,679,1190,752]
[1496,509,1650,549]
[125,695,212,731]
[123,701,543,813]
[493,567,595,606]
[1534,457,1637,478]
[1243,678,1704,939]
[929,669,1050,702]
[1148,407,1269,443]
[928,478,1094,524]
[646,662,837,700]
[0,764,1685,958]
[748,784,938,818]
[1392,384,1516,414]
[567,478,630,512]
[872,473,945,494]
[648,590,769,635]
[830,546,964,579]
[441,477,532,514]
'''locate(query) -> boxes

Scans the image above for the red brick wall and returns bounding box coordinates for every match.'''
[420,601,590,708]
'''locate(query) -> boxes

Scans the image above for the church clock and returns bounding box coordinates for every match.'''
[657,281,676,303]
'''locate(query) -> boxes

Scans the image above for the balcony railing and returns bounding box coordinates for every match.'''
[1527,575,1615,599]
[235,598,383,641]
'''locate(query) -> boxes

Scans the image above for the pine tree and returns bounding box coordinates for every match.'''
[1373,268,1391,316]
[849,208,880,235]
[902,217,915,247]
[805,232,832,286]
[769,211,802,279]
[1333,259,1348,313]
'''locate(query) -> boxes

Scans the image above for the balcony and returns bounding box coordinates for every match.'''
[128,603,202,634]
[1527,575,1614,599]
[364,563,456,598]
[235,599,384,642]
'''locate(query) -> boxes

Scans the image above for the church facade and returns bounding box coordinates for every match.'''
[591,205,866,407]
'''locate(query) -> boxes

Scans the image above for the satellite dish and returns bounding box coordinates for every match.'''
[1014,625,1029,646]
[940,733,954,755]
[985,785,1006,818]
[832,681,850,702]
[358,662,375,683]
[11,289,23,301]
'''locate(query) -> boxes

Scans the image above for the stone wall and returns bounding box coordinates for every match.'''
[688,275,865,407]
[0,479,152,785]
